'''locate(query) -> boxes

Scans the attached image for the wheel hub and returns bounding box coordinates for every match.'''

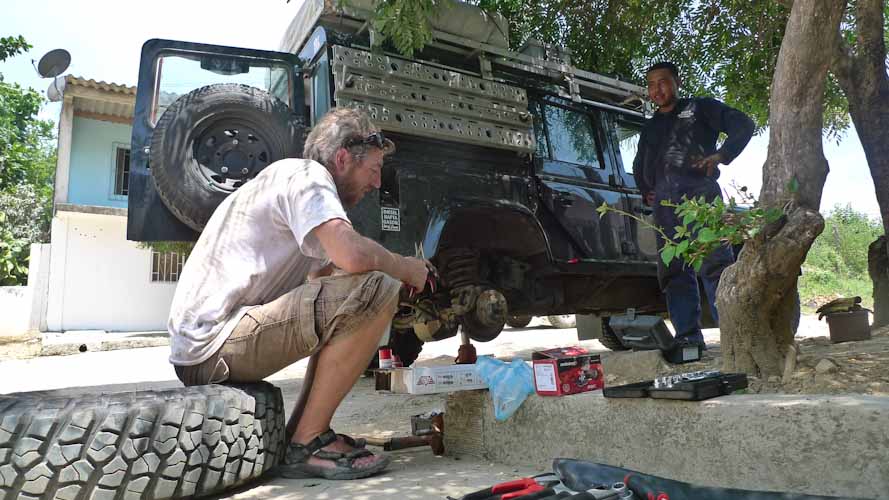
[475,289,508,327]
[194,123,272,190]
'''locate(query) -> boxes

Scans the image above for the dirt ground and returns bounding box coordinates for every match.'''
[746,323,889,395]
[655,323,889,396]
[2,315,887,499]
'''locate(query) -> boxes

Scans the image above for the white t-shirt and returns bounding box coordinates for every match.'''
[167,158,349,366]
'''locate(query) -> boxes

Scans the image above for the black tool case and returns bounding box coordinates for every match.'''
[601,381,651,399]
[603,372,748,401]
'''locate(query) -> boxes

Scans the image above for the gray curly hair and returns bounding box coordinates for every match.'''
[303,107,393,169]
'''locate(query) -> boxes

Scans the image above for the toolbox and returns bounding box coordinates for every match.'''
[603,371,748,401]
[608,310,703,364]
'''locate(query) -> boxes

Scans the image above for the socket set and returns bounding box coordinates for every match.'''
[603,370,748,401]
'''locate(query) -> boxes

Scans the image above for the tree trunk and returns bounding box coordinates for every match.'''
[870,236,889,328]
[830,0,889,323]
[717,0,846,377]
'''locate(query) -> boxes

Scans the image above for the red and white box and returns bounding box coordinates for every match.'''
[532,346,603,396]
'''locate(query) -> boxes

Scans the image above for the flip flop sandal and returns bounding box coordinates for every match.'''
[279,429,391,480]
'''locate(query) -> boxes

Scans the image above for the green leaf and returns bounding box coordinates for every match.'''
[692,258,704,272]
[676,239,690,255]
[596,202,609,218]
[699,228,717,243]
[788,177,799,193]
[661,245,676,265]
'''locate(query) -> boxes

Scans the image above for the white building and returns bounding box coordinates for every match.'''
[37,76,182,333]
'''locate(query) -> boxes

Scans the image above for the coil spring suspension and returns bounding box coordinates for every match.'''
[439,249,479,288]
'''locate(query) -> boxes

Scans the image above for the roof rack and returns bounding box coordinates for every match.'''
[282,1,648,118]
[427,30,647,116]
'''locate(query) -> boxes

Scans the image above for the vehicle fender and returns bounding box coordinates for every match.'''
[419,198,552,261]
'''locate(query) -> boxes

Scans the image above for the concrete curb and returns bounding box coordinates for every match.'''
[0,331,42,359]
[39,331,169,357]
[445,390,888,499]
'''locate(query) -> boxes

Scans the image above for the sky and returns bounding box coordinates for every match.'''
[1,0,882,221]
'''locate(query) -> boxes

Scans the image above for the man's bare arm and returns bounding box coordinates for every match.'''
[311,219,428,290]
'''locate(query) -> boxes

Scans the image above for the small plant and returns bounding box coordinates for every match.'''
[371,0,440,57]
[596,186,783,271]
[330,0,443,58]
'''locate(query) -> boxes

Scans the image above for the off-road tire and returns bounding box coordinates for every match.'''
[150,83,305,231]
[599,319,630,351]
[0,382,285,500]
[506,315,532,328]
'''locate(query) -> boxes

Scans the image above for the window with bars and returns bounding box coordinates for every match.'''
[151,251,186,282]
[113,146,130,196]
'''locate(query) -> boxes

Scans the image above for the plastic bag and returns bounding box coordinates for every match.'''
[475,356,535,421]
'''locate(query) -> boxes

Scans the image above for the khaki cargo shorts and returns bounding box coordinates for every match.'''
[175,271,401,386]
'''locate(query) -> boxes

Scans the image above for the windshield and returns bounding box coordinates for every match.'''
[152,52,291,124]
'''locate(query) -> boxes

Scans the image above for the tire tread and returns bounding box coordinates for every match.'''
[0,383,284,500]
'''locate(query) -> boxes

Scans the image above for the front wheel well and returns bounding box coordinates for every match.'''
[436,207,548,259]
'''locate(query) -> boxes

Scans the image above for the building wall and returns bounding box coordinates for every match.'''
[45,211,176,332]
[0,286,31,336]
[67,117,132,209]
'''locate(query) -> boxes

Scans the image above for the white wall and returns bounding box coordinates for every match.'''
[45,211,176,332]
[28,243,51,332]
[0,286,31,337]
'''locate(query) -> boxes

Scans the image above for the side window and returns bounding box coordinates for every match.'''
[112,145,130,197]
[614,116,642,174]
[312,51,331,124]
[542,103,602,167]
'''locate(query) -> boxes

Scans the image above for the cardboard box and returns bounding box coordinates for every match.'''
[374,364,488,395]
[532,346,603,396]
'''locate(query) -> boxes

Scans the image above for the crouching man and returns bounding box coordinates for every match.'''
[167,108,429,480]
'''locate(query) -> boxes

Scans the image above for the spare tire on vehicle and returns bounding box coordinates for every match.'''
[150,83,305,231]
[0,382,285,500]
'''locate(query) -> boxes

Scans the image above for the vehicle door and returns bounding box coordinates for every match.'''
[602,112,659,265]
[127,39,304,242]
[529,95,631,263]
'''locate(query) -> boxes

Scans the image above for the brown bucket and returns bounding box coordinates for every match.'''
[825,309,871,343]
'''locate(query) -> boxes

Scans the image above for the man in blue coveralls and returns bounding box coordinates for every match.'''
[633,61,755,347]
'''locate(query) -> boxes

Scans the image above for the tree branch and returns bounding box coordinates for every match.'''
[854,0,887,72]
[831,38,856,92]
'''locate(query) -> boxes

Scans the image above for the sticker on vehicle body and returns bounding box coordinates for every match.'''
[382,207,401,231]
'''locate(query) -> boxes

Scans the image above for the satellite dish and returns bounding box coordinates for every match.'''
[36,49,71,78]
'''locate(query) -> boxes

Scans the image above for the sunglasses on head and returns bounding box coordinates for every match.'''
[344,131,388,150]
